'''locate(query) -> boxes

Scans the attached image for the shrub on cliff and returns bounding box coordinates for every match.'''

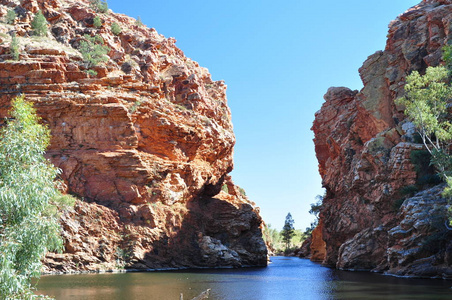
[78,34,110,75]
[9,33,19,61]
[135,16,143,27]
[93,15,102,28]
[90,0,109,14]
[31,10,48,37]
[305,194,323,235]
[0,96,63,299]
[5,9,16,25]
[111,22,122,35]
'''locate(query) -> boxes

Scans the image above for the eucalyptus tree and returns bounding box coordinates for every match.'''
[0,96,62,299]
[396,66,452,180]
[396,53,452,226]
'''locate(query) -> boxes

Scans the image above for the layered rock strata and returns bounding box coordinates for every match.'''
[312,0,452,278]
[0,0,267,272]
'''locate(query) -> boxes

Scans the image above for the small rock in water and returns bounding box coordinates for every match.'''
[191,289,211,300]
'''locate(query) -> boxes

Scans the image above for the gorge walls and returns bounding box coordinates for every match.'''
[312,0,452,278]
[0,0,267,272]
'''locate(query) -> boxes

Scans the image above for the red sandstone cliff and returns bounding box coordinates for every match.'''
[0,0,267,272]
[312,0,452,278]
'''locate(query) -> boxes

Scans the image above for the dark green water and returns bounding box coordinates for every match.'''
[36,256,452,299]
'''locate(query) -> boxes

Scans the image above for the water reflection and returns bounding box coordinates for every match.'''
[36,257,452,300]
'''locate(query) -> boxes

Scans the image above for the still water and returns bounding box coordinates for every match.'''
[36,256,452,300]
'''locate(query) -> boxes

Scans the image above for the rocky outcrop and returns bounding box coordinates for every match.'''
[309,220,327,262]
[312,0,452,278]
[0,0,267,272]
[387,185,452,278]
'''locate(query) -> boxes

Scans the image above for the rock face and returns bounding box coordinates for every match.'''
[312,0,452,278]
[0,0,267,272]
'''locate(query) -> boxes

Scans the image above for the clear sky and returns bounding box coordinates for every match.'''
[107,0,420,231]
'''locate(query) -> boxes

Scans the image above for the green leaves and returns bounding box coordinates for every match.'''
[0,96,62,299]
[281,213,295,250]
[5,9,16,25]
[90,0,109,14]
[78,34,110,74]
[9,34,19,61]
[396,62,452,227]
[111,22,122,36]
[93,15,102,28]
[31,11,48,37]
[396,66,452,143]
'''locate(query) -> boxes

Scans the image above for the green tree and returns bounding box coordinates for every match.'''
[442,44,452,71]
[309,194,323,218]
[5,9,16,25]
[90,0,108,13]
[78,34,110,75]
[9,34,19,61]
[305,194,323,235]
[281,213,295,251]
[395,56,452,226]
[135,16,143,27]
[31,10,47,37]
[111,22,122,35]
[0,95,63,299]
[93,15,102,28]
[262,223,282,250]
[395,66,452,180]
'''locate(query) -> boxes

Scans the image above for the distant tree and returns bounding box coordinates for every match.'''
[93,15,102,28]
[9,33,19,61]
[5,8,16,25]
[0,95,63,299]
[135,16,143,27]
[31,10,48,37]
[262,223,282,250]
[111,22,122,35]
[281,213,295,251]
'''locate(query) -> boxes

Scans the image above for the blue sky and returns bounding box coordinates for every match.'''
[108,0,420,230]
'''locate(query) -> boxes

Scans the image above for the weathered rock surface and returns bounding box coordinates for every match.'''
[311,0,452,278]
[387,185,452,278]
[0,0,267,272]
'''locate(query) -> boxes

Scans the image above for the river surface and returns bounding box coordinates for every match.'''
[36,256,452,299]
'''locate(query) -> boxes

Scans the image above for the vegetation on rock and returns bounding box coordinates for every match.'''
[396,45,452,225]
[78,34,110,75]
[5,9,16,25]
[93,15,102,28]
[0,96,62,299]
[31,11,48,37]
[306,194,323,234]
[90,0,109,14]
[111,22,122,35]
[135,16,143,27]
[9,34,19,61]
